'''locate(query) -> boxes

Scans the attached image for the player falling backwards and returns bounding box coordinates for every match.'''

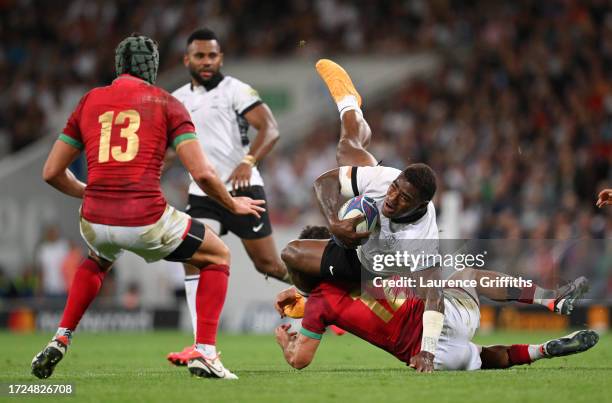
[275,226,597,371]
[30,34,264,380]
[167,28,289,366]
[281,59,588,372]
[282,59,445,372]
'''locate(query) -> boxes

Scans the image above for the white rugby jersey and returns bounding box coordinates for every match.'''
[339,165,439,274]
[172,76,264,196]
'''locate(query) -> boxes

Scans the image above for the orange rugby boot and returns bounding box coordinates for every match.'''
[315,59,362,107]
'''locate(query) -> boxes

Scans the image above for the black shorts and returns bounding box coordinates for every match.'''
[320,240,363,280]
[185,185,272,239]
[164,218,206,262]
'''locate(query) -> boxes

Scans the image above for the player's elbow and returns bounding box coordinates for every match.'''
[42,164,60,184]
[289,356,312,370]
[267,125,280,144]
[192,169,217,187]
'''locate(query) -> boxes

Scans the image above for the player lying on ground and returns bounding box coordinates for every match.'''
[275,226,594,371]
[30,34,264,380]
[167,28,289,366]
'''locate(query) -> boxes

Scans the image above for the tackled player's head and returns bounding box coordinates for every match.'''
[382,163,437,219]
[184,28,223,86]
[115,33,159,84]
[298,225,331,240]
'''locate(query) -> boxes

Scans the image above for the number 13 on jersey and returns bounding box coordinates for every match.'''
[98,110,140,163]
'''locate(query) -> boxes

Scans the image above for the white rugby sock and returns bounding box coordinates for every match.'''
[55,327,72,343]
[184,275,200,340]
[533,286,555,309]
[196,343,217,358]
[337,95,363,120]
[528,344,546,361]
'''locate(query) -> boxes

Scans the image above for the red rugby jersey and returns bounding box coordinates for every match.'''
[60,75,196,226]
[301,281,424,364]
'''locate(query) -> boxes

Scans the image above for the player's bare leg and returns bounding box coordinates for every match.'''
[479,330,599,369]
[281,239,329,293]
[337,111,377,167]
[32,252,113,379]
[179,225,238,379]
[242,235,289,281]
[450,268,589,315]
[316,59,377,167]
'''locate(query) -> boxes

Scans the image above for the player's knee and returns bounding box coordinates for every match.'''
[336,138,358,155]
[281,240,302,268]
[217,243,231,266]
[183,263,200,276]
[87,253,113,272]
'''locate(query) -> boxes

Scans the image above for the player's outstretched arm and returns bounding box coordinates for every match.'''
[275,324,319,369]
[596,188,612,208]
[227,103,279,190]
[42,140,86,198]
[314,168,370,248]
[176,140,266,217]
[410,269,445,373]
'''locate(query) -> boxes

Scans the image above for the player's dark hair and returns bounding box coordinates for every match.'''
[187,28,218,46]
[401,163,437,202]
[298,225,331,240]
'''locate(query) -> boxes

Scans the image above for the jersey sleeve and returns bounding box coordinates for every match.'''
[58,93,89,150]
[166,94,197,149]
[300,292,328,340]
[231,79,262,116]
[339,165,402,198]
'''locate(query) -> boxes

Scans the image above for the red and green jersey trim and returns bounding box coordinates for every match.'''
[58,133,84,150]
[300,327,323,340]
[172,132,197,149]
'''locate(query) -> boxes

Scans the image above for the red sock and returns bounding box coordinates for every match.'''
[508,344,532,366]
[195,264,229,345]
[59,258,107,330]
[517,286,536,304]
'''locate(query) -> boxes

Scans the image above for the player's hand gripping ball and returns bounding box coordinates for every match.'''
[336,195,379,244]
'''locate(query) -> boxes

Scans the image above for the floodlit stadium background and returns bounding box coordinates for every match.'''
[0,0,610,335]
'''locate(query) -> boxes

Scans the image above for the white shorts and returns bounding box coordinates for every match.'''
[79,205,191,263]
[434,289,482,371]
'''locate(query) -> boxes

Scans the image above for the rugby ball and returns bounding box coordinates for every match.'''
[337,195,379,234]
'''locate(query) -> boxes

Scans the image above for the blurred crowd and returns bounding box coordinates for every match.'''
[0,0,438,155]
[261,0,612,243]
[1,1,611,299]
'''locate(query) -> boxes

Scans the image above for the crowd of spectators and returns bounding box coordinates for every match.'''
[0,0,438,155]
[261,0,612,243]
[2,1,611,237]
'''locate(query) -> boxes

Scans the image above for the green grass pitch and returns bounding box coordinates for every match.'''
[2,330,611,403]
